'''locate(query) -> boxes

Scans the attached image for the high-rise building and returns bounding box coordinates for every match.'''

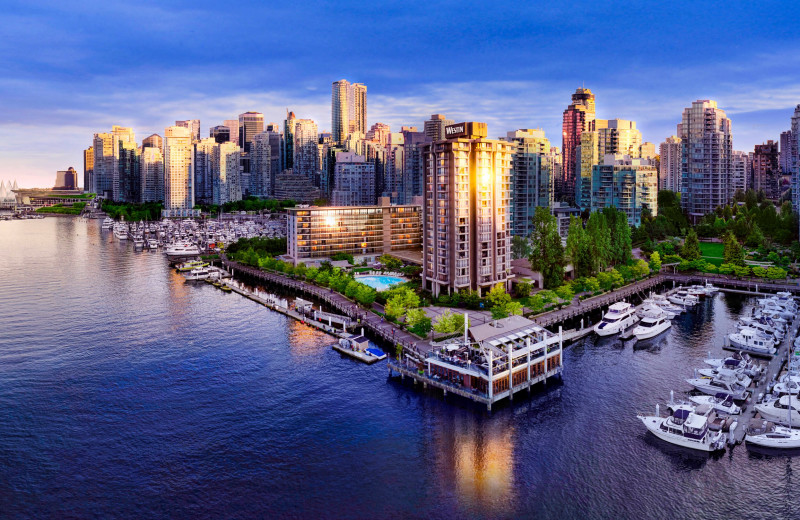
[140,146,164,203]
[250,132,272,198]
[332,80,368,145]
[83,147,93,193]
[731,150,749,195]
[210,125,230,144]
[591,154,658,227]
[283,111,296,171]
[659,136,682,192]
[424,114,454,142]
[561,88,596,203]
[422,122,513,297]
[331,153,376,206]
[780,131,793,175]
[382,133,406,204]
[366,122,391,145]
[193,138,217,205]
[164,126,194,211]
[212,141,242,205]
[293,119,319,179]
[752,140,781,201]
[238,112,264,152]
[679,100,733,220]
[505,129,553,237]
[142,134,163,152]
[792,105,800,221]
[118,140,140,202]
[175,119,200,141]
[639,142,656,160]
[54,168,78,190]
[92,133,115,198]
[400,127,429,205]
[224,120,239,147]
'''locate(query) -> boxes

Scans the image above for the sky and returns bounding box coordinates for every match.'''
[2,0,800,188]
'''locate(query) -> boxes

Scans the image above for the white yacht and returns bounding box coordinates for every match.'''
[687,285,707,299]
[638,404,726,452]
[113,225,128,240]
[704,353,763,378]
[754,396,800,427]
[738,318,784,341]
[696,366,752,389]
[594,302,639,337]
[703,282,720,295]
[649,294,684,314]
[633,315,671,340]
[745,419,800,449]
[687,393,741,416]
[668,290,698,307]
[638,302,676,320]
[686,374,749,401]
[101,217,114,230]
[184,267,211,281]
[165,243,201,257]
[727,328,777,357]
[772,380,800,396]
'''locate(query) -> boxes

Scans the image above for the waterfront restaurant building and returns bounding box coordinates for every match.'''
[422,122,513,297]
[285,196,422,265]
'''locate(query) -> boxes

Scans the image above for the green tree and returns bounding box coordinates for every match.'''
[487,283,512,309]
[433,310,457,334]
[528,207,566,289]
[511,235,531,260]
[505,301,523,316]
[405,308,432,337]
[515,281,532,299]
[355,285,377,306]
[649,251,662,273]
[718,263,734,275]
[733,265,751,278]
[586,210,611,270]
[378,254,402,270]
[633,259,650,279]
[584,277,600,293]
[722,231,745,266]
[745,224,765,248]
[345,280,360,299]
[681,229,702,260]
[295,262,307,279]
[555,283,574,302]
[490,304,509,320]
[752,266,767,278]
[766,267,787,279]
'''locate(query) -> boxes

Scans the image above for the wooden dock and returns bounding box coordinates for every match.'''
[331,344,384,364]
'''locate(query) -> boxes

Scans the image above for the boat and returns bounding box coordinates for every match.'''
[632,315,671,340]
[745,419,800,449]
[686,374,749,401]
[755,395,800,426]
[594,302,639,336]
[687,393,741,416]
[696,366,752,389]
[638,403,726,452]
[184,267,211,281]
[727,327,777,357]
[101,217,114,230]
[737,317,784,341]
[176,260,208,272]
[220,284,232,292]
[649,294,685,314]
[703,353,763,378]
[703,282,720,295]
[638,302,676,320]
[772,380,800,396]
[668,289,698,307]
[687,285,707,299]
[165,243,201,257]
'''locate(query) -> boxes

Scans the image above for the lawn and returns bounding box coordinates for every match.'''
[699,242,724,266]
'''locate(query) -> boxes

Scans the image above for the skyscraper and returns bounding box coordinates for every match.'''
[752,140,781,201]
[250,132,272,198]
[92,133,115,198]
[118,139,140,202]
[659,136,682,192]
[175,120,200,141]
[293,118,318,179]
[791,105,800,222]
[591,154,658,227]
[331,80,367,145]
[210,126,230,144]
[264,123,283,193]
[140,146,164,203]
[731,150,749,195]
[83,146,93,194]
[505,129,553,237]
[142,134,163,152]
[779,131,793,175]
[212,141,241,205]
[679,100,732,220]
[331,152,376,206]
[424,114,454,142]
[193,138,217,204]
[223,120,239,148]
[561,88,596,203]
[400,126,429,205]
[164,126,194,211]
[283,111,296,171]
[382,133,405,204]
[238,112,264,152]
[422,122,513,297]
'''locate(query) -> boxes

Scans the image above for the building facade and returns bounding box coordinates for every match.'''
[731,150,749,195]
[424,114,454,142]
[422,122,513,297]
[591,154,658,227]
[83,147,93,193]
[175,119,200,142]
[560,88,596,204]
[679,100,733,220]
[331,152,376,206]
[250,132,272,198]
[659,135,682,192]
[140,146,164,203]
[212,141,242,205]
[286,197,421,265]
[193,138,216,205]
[293,119,319,179]
[751,140,781,201]
[164,126,194,211]
[505,129,552,237]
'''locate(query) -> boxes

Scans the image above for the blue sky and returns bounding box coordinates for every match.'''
[2,0,799,188]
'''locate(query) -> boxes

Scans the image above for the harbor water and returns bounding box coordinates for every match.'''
[1,218,799,519]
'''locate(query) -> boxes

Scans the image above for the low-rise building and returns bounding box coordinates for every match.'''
[286,196,422,265]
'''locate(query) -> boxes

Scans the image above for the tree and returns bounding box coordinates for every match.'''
[680,229,702,261]
[718,263,734,275]
[505,301,523,316]
[345,280,360,299]
[487,283,512,309]
[405,308,432,337]
[511,235,531,260]
[451,313,470,334]
[649,251,662,273]
[632,259,650,279]
[565,216,584,265]
[384,286,419,320]
[733,265,751,278]
[555,283,574,302]
[584,277,601,293]
[515,281,532,299]
[609,269,624,288]
[378,254,402,270]
[433,310,457,334]
[722,231,745,266]
[766,267,787,279]
[491,304,509,320]
[295,262,307,279]
[745,224,765,248]
[586,211,612,270]
[355,285,376,306]
[528,206,566,289]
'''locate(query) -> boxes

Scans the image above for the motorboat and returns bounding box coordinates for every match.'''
[101,217,114,230]
[737,318,784,341]
[686,374,749,401]
[704,353,763,378]
[668,289,698,307]
[176,260,208,272]
[633,316,671,340]
[638,404,726,452]
[113,225,128,240]
[638,302,676,320]
[687,285,707,299]
[758,299,795,320]
[727,328,777,357]
[754,396,800,427]
[184,267,211,281]
[745,419,800,449]
[688,393,741,416]
[696,366,752,389]
[648,294,685,315]
[772,380,800,396]
[165,243,201,257]
[703,282,720,295]
[594,302,639,337]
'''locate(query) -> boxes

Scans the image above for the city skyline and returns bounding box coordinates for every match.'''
[2,1,799,188]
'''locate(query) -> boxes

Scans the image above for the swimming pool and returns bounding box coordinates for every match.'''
[354,275,406,291]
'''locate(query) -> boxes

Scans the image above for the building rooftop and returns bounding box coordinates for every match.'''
[469,315,547,344]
